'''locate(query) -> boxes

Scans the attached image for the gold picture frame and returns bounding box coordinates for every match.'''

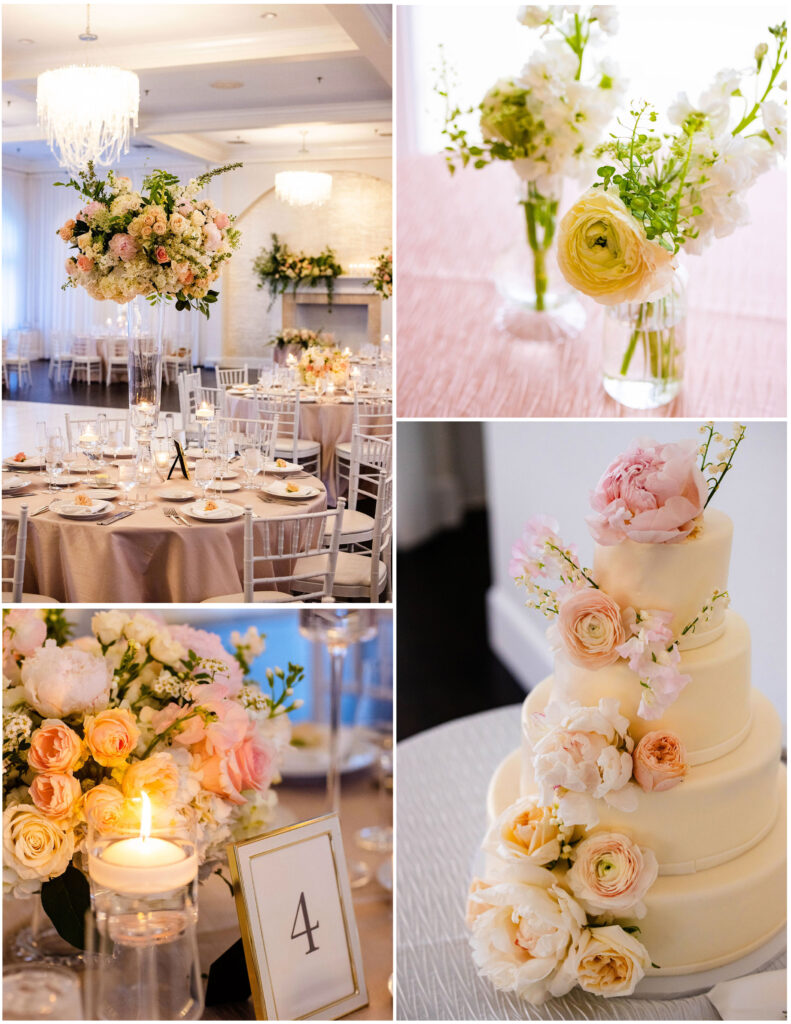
[227,813,369,1020]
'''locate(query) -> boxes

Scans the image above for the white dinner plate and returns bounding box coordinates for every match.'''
[67,461,94,474]
[263,480,319,501]
[263,460,301,474]
[157,486,196,502]
[338,396,354,404]
[208,480,241,493]
[51,497,111,519]
[227,387,252,396]
[103,446,135,458]
[47,474,83,487]
[214,469,239,480]
[183,499,244,522]
[281,725,378,780]
[3,456,43,470]
[2,474,32,492]
[83,489,119,501]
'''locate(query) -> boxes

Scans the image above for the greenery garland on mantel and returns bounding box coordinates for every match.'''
[253,233,343,311]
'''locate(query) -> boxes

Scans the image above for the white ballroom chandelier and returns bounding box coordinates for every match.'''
[275,170,333,208]
[37,65,140,175]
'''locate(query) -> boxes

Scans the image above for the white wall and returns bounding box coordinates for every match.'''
[484,421,787,724]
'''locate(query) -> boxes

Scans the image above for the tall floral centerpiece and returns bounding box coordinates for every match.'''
[298,346,349,389]
[557,22,787,409]
[3,610,301,954]
[57,163,242,449]
[439,6,623,339]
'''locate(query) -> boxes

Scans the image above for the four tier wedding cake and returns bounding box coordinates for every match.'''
[467,427,786,1004]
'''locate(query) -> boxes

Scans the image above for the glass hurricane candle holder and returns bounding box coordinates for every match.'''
[128,296,164,455]
[85,797,202,1021]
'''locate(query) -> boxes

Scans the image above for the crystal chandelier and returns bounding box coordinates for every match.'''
[275,171,333,208]
[37,65,140,174]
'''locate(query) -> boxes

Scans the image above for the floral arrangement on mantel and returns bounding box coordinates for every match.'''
[268,327,336,350]
[368,248,393,299]
[298,345,349,388]
[557,22,786,379]
[3,610,302,947]
[438,6,623,312]
[254,234,344,312]
[56,162,242,318]
[467,426,746,1004]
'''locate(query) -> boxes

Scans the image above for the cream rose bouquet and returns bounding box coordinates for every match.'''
[439,6,623,313]
[298,345,349,388]
[56,161,242,317]
[558,22,786,387]
[269,327,335,351]
[3,610,302,947]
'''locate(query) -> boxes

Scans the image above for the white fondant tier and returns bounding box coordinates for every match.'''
[593,508,733,647]
[487,752,786,976]
[533,611,751,765]
[519,688,781,874]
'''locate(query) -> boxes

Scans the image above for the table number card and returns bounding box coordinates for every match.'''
[227,813,368,1021]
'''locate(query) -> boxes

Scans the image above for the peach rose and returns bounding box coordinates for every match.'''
[214,212,229,229]
[77,255,94,272]
[122,752,180,804]
[236,732,276,792]
[28,720,84,774]
[65,259,79,278]
[556,589,625,668]
[198,745,245,805]
[84,708,140,767]
[29,773,82,820]
[154,245,169,264]
[485,795,575,867]
[58,219,76,241]
[3,804,74,884]
[83,784,125,834]
[633,730,687,792]
[465,877,492,927]
[568,925,651,997]
[567,832,658,918]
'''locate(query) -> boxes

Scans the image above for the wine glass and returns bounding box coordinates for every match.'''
[106,428,123,461]
[194,457,215,503]
[44,432,65,493]
[242,446,262,490]
[4,965,83,1020]
[134,452,154,508]
[354,660,393,853]
[117,463,137,508]
[35,421,48,479]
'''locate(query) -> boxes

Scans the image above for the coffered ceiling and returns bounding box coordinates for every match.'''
[2,3,392,171]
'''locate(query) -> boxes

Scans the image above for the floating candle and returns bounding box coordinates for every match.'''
[196,402,214,421]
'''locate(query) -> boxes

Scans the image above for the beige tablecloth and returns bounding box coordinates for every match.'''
[226,394,355,503]
[3,773,393,1021]
[2,468,326,603]
[397,158,787,418]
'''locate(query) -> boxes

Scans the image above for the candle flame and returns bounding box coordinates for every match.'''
[140,791,152,842]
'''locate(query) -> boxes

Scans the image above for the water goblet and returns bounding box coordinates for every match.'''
[194,458,215,503]
[135,453,154,508]
[242,446,262,490]
[117,463,137,508]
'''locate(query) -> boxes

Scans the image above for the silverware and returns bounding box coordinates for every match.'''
[98,510,134,526]
[163,506,191,527]
[30,504,50,516]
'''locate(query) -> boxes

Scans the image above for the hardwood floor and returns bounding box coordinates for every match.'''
[396,508,524,741]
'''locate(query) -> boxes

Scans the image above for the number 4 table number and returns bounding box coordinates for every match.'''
[228,813,368,1020]
[292,892,319,955]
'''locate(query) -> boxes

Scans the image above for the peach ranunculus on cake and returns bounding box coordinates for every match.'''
[467,425,786,1004]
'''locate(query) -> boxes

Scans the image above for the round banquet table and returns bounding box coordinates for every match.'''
[2,466,326,603]
[3,770,393,1021]
[226,392,356,503]
[397,158,786,418]
[396,705,785,1021]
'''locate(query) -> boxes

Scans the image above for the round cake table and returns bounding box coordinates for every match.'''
[2,469,326,603]
[396,705,785,1021]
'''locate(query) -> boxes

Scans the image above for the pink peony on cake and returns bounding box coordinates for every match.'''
[467,426,786,1004]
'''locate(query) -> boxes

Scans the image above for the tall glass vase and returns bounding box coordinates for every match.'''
[127,296,165,455]
[13,895,84,967]
[602,268,687,410]
[493,185,586,341]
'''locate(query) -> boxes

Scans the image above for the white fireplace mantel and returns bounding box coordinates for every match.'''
[282,277,382,345]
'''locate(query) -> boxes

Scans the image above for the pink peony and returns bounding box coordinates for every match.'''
[79,200,105,221]
[633,731,688,792]
[214,212,229,230]
[109,233,138,262]
[76,255,94,272]
[21,640,112,718]
[176,198,193,216]
[154,245,169,264]
[587,439,707,545]
[236,731,276,792]
[4,609,46,657]
[168,626,243,694]
[28,720,84,774]
[203,222,222,252]
[29,772,82,820]
[556,589,624,668]
[198,746,245,805]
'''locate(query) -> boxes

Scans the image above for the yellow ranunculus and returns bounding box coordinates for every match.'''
[557,189,675,305]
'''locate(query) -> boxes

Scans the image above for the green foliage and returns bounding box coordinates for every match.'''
[40,864,91,949]
[263,662,305,717]
[43,609,74,646]
[253,234,343,311]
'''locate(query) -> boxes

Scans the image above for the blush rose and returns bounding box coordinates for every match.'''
[633,730,688,792]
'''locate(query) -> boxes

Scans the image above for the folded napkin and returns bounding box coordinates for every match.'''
[707,968,786,1020]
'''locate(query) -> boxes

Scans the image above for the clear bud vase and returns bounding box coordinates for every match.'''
[127,296,165,456]
[602,268,687,409]
[493,184,586,342]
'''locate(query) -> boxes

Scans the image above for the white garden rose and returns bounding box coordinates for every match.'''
[468,876,586,1005]
[92,610,130,646]
[563,925,651,997]
[123,613,161,646]
[21,640,112,718]
[557,188,676,305]
[149,631,188,668]
[3,804,74,889]
[484,796,575,867]
[567,832,658,918]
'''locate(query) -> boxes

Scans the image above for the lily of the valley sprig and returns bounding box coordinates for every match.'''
[699,422,747,509]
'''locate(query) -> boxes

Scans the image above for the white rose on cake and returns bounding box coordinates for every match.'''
[484,795,575,867]
[566,832,658,918]
[468,876,587,1004]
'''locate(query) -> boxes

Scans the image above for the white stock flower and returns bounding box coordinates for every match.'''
[517,6,551,28]
[468,876,586,1005]
[761,99,787,155]
[591,5,618,34]
[92,610,130,646]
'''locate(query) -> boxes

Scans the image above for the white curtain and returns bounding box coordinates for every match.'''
[3,160,215,358]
